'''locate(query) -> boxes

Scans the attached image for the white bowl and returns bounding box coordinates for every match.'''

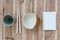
[22,13,37,29]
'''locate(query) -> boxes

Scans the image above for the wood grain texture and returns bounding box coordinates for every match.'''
[57,0,60,40]
[44,0,57,40]
[0,0,3,40]
[46,0,55,11]
[36,0,44,40]
[21,0,27,40]
[0,0,59,40]
[14,0,22,40]
[0,16,3,40]
[25,0,30,13]
[25,0,34,40]
[3,0,13,40]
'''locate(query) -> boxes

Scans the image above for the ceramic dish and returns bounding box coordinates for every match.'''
[2,14,14,27]
[22,13,37,29]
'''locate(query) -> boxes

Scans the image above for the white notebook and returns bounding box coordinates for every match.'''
[43,12,56,30]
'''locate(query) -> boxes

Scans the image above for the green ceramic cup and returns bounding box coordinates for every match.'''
[3,14,14,27]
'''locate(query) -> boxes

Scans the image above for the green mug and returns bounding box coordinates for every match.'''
[3,14,14,27]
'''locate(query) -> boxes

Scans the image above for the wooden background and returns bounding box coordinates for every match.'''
[0,0,59,40]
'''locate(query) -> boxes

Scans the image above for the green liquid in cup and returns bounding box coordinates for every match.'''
[3,15,14,25]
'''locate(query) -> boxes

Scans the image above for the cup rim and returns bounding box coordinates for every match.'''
[2,14,14,27]
[22,13,37,29]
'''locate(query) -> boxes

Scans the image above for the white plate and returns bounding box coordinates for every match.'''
[43,12,56,30]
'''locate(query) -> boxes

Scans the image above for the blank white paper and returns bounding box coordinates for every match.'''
[43,12,56,30]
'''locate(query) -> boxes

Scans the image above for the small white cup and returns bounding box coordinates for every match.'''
[22,13,37,29]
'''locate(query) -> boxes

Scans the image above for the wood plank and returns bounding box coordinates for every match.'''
[44,0,56,40]
[3,0,13,40]
[44,31,56,40]
[0,0,3,15]
[35,0,44,40]
[57,0,60,40]
[21,0,27,40]
[25,0,30,13]
[0,1,3,40]
[0,0,3,40]
[0,15,3,40]
[25,0,33,40]
[33,0,38,40]
[46,0,55,11]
